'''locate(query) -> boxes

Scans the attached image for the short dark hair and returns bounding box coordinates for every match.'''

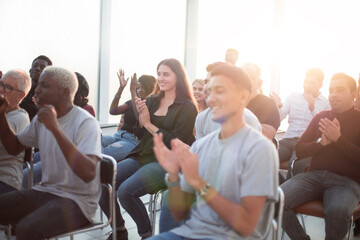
[74,72,89,107]
[305,68,324,84]
[331,73,357,93]
[32,55,53,66]
[138,75,156,96]
[210,64,252,93]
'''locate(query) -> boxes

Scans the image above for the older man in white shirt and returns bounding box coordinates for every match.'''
[271,68,330,174]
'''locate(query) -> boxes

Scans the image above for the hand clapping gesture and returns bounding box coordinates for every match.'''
[135,97,150,127]
[303,93,315,112]
[153,133,201,188]
[153,133,180,175]
[319,118,341,146]
[130,73,138,93]
[117,69,129,89]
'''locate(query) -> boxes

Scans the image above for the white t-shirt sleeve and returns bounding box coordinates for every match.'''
[195,114,204,140]
[240,139,279,202]
[75,118,102,159]
[18,116,39,148]
[8,110,30,134]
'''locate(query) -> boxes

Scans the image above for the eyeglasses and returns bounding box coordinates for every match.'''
[0,81,24,93]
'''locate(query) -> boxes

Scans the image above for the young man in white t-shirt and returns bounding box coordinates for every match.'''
[0,66,102,240]
[151,64,279,240]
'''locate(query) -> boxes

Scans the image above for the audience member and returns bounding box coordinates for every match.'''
[270,68,330,173]
[20,55,52,121]
[161,62,262,233]
[243,63,280,140]
[0,66,102,240]
[225,48,239,65]
[0,70,2,79]
[150,64,278,240]
[74,72,95,117]
[22,71,98,188]
[195,62,261,139]
[99,58,198,240]
[192,79,207,112]
[0,70,30,194]
[102,70,156,162]
[281,73,360,240]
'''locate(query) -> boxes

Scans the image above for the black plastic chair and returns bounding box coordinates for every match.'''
[50,154,117,240]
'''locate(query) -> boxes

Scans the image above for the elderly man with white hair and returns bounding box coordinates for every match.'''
[0,66,102,240]
[0,69,31,194]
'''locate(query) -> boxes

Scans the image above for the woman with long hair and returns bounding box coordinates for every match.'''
[100,58,198,240]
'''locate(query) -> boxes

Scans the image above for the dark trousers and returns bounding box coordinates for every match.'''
[281,170,360,240]
[0,189,89,240]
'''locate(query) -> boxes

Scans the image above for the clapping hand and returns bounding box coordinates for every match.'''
[319,118,341,145]
[153,133,180,175]
[173,139,200,188]
[135,97,150,127]
[304,93,315,112]
[117,69,129,89]
[130,73,138,93]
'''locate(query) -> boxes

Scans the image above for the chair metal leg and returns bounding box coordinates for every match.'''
[148,190,164,236]
[347,216,354,240]
[300,214,306,234]
[7,225,11,240]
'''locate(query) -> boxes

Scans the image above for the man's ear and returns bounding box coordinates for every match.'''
[60,87,71,97]
[239,89,251,106]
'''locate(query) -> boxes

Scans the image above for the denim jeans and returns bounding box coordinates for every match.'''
[281,170,360,240]
[159,190,184,233]
[147,231,213,240]
[99,158,166,237]
[101,130,140,162]
[0,189,89,240]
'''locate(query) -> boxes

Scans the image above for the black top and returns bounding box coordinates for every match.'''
[20,87,37,121]
[247,94,280,130]
[296,108,360,184]
[121,100,144,139]
[131,95,198,165]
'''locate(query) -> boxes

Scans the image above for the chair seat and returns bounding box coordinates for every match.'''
[293,201,324,218]
[294,201,360,220]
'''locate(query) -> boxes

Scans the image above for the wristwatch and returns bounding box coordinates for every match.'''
[164,173,179,188]
[316,137,324,148]
[198,183,211,198]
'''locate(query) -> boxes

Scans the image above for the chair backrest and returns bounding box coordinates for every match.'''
[100,154,116,185]
[49,154,118,240]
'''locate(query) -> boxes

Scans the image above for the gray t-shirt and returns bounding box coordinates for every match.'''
[172,126,279,240]
[18,106,102,221]
[195,108,261,139]
[0,108,30,190]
